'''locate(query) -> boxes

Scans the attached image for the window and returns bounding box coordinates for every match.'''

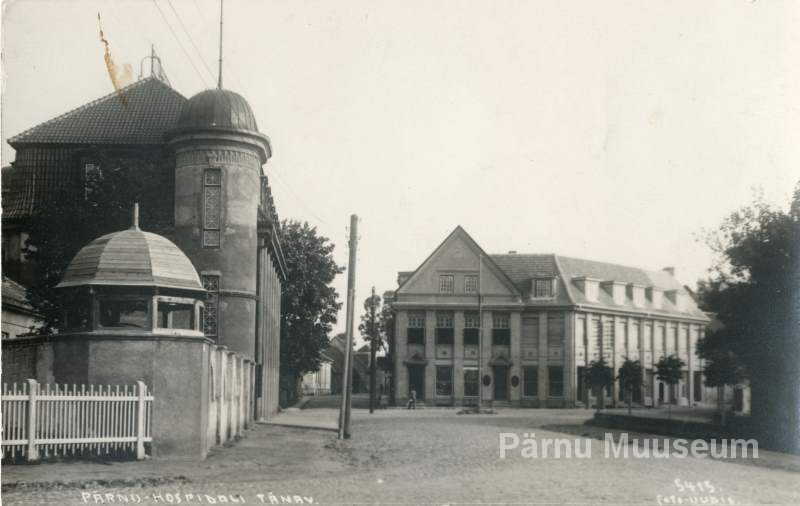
[407,311,425,345]
[548,366,564,397]
[533,278,554,298]
[202,274,220,337]
[463,328,479,346]
[435,311,454,345]
[463,367,479,397]
[2,332,9,340]
[465,275,479,294]
[203,169,222,247]
[64,299,91,331]
[463,311,480,345]
[493,313,509,329]
[464,312,480,328]
[99,299,149,329]
[436,366,453,396]
[492,312,510,346]
[523,366,538,397]
[439,274,454,293]
[157,301,195,330]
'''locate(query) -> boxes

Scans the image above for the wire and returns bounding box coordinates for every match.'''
[151,0,210,88]
[165,0,216,83]
[270,169,331,226]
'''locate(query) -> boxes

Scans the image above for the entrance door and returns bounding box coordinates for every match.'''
[577,366,585,402]
[493,366,509,401]
[408,366,425,400]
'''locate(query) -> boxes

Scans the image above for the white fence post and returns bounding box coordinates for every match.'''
[26,379,39,461]
[136,381,146,460]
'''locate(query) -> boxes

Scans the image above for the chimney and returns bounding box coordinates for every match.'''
[662,266,675,277]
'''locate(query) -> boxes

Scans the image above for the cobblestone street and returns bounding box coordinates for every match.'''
[4,406,800,505]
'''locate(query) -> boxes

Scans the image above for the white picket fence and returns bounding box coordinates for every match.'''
[1,379,153,461]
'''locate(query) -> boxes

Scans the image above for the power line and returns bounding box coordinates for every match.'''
[165,0,216,83]
[151,0,210,88]
[270,169,330,226]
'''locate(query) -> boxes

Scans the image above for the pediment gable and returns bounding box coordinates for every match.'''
[397,227,519,297]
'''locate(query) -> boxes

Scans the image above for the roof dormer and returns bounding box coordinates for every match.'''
[573,276,601,302]
[627,283,647,308]
[665,289,688,312]
[601,280,627,305]
[647,286,663,309]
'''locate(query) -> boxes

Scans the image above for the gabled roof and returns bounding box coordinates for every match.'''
[555,255,707,318]
[394,226,708,320]
[2,275,36,315]
[489,253,573,306]
[396,226,520,296]
[8,77,187,147]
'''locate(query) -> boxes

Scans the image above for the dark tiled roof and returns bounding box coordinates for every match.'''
[490,254,573,306]
[8,78,187,146]
[2,275,34,313]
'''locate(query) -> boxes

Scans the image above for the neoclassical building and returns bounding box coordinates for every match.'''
[388,227,711,408]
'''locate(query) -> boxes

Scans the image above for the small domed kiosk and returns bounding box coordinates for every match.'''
[56,205,206,336]
[44,205,219,458]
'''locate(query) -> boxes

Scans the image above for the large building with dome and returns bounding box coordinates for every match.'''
[1,71,286,444]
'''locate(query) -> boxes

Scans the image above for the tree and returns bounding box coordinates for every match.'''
[655,355,685,420]
[617,358,644,416]
[358,292,396,407]
[584,359,613,414]
[698,345,742,426]
[358,293,384,350]
[22,152,174,333]
[697,184,800,451]
[279,220,344,404]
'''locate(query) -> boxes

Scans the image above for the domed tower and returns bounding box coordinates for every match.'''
[166,89,271,359]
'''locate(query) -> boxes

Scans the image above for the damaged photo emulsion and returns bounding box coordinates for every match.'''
[499,433,758,459]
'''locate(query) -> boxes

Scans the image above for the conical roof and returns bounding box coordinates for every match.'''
[57,226,203,292]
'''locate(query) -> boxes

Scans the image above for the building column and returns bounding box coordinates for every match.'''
[395,311,408,403]
[611,316,620,408]
[481,311,493,403]
[510,311,522,405]
[424,310,436,401]
[537,312,548,401]
[563,312,575,406]
[687,324,695,407]
[453,311,465,403]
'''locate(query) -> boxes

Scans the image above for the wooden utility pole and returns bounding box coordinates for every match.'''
[369,286,378,414]
[338,215,358,439]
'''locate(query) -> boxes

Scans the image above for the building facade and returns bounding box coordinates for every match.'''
[389,227,711,408]
[1,74,286,424]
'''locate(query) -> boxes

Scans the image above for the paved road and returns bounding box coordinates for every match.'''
[4,409,799,505]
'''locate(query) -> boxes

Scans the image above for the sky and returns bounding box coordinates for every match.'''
[2,0,799,340]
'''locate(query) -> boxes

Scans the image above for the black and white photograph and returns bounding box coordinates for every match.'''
[1,1,799,504]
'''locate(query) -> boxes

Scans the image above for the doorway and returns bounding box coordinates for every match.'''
[408,366,425,400]
[493,366,509,401]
